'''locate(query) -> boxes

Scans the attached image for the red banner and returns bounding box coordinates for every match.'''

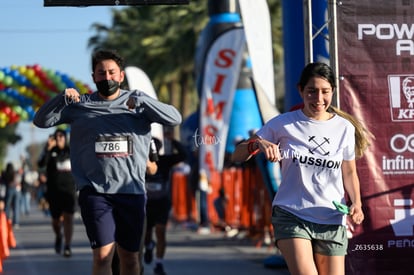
[199,28,245,176]
[337,1,414,274]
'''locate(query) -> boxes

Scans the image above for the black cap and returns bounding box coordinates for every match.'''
[54,129,67,139]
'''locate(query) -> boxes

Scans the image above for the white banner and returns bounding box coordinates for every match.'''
[239,0,276,106]
[198,28,246,176]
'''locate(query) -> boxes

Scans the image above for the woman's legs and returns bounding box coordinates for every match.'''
[278,237,345,275]
[277,238,318,275]
[314,253,345,275]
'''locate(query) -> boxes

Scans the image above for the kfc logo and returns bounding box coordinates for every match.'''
[388,75,414,121]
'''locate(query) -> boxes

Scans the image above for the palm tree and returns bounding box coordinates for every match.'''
[87,0,283,118]
[88,3,207,117]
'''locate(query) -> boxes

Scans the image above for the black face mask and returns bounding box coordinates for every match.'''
[96,80,120,97]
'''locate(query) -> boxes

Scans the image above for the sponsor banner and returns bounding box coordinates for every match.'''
[199,28,245,176]
[337,1,414,274]
[238,0,276,106]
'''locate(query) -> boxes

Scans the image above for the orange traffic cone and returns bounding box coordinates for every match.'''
[7,219,16,249]
[0,211,16,273]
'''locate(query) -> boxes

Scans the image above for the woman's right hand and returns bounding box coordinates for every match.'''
[256,138,281,162]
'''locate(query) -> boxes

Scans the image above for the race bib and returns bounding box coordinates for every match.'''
[145,182,163,192]
[95,136,132,157]
[56,159,71,171]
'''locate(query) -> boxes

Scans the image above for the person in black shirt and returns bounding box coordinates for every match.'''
[38,129,76,257]
[144,129,187,275]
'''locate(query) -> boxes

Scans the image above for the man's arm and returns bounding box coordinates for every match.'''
[127,92,182,126]
[33,92,71,128]
[146,160,158,175]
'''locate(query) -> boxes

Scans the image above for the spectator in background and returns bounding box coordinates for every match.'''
[3,162,22,228]
[38,129,76,258]
[35,170,50,216]
[185,146,211,234]
[0,168,7,212]
[19,159,32,216]
[144,129,187,275]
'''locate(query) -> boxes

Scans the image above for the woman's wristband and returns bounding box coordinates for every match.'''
[247,139,260,155]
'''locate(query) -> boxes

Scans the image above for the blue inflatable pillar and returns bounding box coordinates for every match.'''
[312,0,330,63]
[226,56,262,154]
[282,0,329,111]
[282,0,305,111]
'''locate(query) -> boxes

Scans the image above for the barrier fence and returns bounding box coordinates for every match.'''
[171,166,273,240]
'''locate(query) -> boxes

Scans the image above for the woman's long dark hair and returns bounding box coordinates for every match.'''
[2,162,15,184]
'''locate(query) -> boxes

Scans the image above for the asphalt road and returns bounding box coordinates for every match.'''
[2,204,290,275]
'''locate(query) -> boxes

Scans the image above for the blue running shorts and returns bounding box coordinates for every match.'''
[146,197,171,227]
[78,187,146,252]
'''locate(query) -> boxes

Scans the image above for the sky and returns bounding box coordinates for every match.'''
[1,0,119,165]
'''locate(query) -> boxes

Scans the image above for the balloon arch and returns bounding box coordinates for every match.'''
[0,65,93,128]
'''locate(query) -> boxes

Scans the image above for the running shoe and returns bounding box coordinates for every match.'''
[55,236,62,254]
[144,240,155,264]
[63,245,72,257]
[153,263,166,275]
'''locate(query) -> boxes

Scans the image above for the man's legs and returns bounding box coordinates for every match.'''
[79,187,145,275]
[92,242,116,275]
[155,224,167,260]
[62,212,74,256]
[52,216,63,254]
[117,245,141,275]
[144,225,155,264]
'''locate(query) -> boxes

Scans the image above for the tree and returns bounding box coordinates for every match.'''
[88,3,207,118]
[0,125,21,168]
[87,0,283,118]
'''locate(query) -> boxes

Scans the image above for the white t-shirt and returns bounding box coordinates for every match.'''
[256,109,355,225]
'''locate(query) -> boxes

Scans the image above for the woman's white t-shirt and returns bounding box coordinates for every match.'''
[256,109,355,225]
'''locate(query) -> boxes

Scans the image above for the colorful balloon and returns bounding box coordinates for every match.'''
[0,64,93,128]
